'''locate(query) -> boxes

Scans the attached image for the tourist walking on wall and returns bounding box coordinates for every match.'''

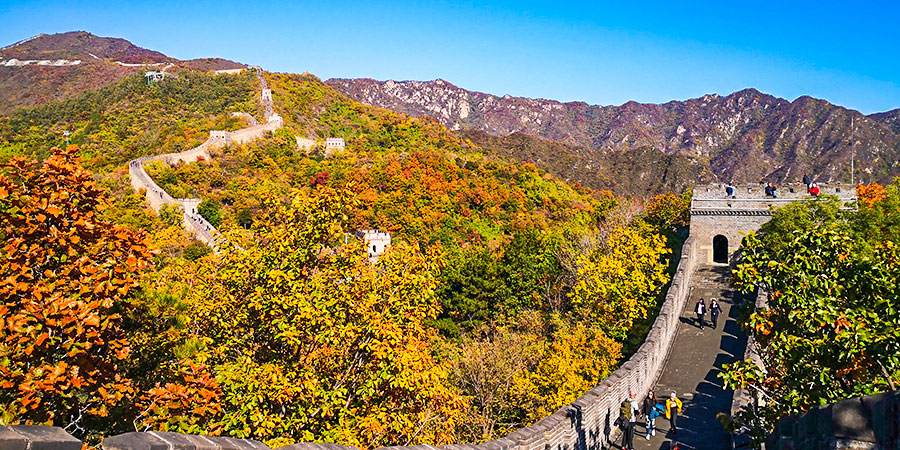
[642,391,663,440]
[694,298,706,329]
[803,174,811,189]
[710,298,722,329]
[618,392,640,450]
[666,392,683,437]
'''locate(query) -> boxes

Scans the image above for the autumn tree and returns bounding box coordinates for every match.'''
[856,182,886,207]
[0,146,153,435]
[643,191,691,232]
[567,225,671,339]
[448,322,542,442]
[183,187,463,448]
[448,313,621,443]
[510,317,620,423]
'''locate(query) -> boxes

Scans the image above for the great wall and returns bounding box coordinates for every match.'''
[1,63,888,448]
[127,66,282,250]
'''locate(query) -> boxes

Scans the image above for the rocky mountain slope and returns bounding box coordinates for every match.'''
[0,32,244,113]
[327,78,900,189]
[459,129,716,193]
[870,108,900,134]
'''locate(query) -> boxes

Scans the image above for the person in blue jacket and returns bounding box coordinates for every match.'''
[725,183,735,198]
[642,391,665,440]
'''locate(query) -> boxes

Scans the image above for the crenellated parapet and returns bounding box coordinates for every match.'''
[766,391,900,450]
[690,182,856,265]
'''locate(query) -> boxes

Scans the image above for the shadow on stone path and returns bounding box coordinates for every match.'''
[610,266,750,450]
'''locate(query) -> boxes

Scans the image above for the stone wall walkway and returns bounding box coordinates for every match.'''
[128,66,281,250]
[621,266,749,450]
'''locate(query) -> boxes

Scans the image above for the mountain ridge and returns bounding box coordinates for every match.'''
[327,77,900,189]
[0,31,245,114]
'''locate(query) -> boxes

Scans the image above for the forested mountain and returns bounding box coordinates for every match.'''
[0,31,244,113]
[327,78,900,191]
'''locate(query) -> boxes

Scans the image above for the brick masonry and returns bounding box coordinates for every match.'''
[766,391,900,450]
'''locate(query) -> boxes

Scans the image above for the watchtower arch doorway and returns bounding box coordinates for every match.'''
[712,235,729,264]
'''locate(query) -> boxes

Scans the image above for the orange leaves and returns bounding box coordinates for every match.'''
[643,191,691,231]
[34,332,49,347]
[135,362,224,436]
[856,183,886,207]
[0,146,151,430]
[832,313,852,333]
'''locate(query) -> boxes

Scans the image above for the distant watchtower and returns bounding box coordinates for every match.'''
[355,230,391,262]
[690,183,856,265]
[325,138,345,156]
[145,71,164,84]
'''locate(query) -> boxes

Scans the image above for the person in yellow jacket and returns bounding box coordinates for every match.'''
[665,392,683,437]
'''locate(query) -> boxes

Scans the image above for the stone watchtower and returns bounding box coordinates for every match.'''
[355,230,391,261]
[690,183,856,265]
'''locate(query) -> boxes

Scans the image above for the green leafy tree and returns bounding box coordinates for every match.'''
[182,241,212,261]
[197,199,222,228]
[499,230,565,314]
[723,219,900,445]
[158,203,184,228]
[437,247,505,334]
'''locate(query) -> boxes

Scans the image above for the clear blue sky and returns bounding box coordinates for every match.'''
[1,0,898,114]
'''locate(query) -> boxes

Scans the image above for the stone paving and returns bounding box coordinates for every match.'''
[614,266,750,450]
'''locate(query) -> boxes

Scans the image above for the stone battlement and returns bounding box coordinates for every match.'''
[766,391,900,450]
[689,183,857,265]
[1,58,82,66]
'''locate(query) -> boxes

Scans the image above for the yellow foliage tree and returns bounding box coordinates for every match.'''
[568,226,670,339]
[511,318,621,422]
[181,187,462,449]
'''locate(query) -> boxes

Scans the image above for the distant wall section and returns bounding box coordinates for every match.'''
[766,391,900,450]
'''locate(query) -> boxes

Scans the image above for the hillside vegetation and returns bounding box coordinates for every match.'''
[0,69,687,447]
[721,184,900,446]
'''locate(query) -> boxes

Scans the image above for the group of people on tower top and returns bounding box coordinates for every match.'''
[724,175,823,198]
[803,174,820,196]
[617,390,683,449]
